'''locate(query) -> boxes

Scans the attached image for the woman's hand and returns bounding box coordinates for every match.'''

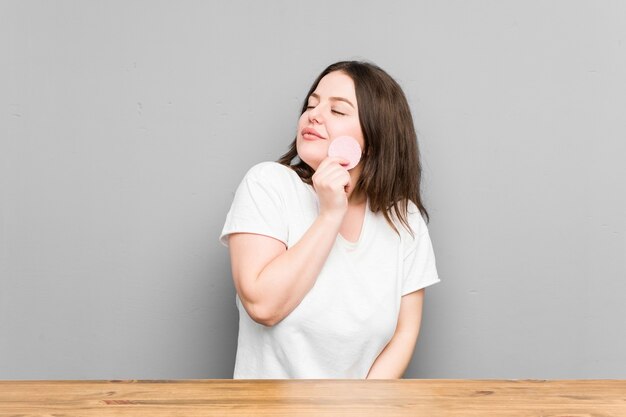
[312,156,351,220]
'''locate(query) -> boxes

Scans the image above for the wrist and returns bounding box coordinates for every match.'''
[317,210,345,228]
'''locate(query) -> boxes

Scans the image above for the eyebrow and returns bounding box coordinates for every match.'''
[309,93,355,108]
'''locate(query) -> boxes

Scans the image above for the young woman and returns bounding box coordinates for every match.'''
[220,61,439,379]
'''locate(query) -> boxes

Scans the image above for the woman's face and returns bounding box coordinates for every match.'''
[296,71,365,171]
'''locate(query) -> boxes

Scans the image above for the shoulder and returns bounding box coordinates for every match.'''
[398,200,430,243]
[244,161,299,183]
[239,162,307,201]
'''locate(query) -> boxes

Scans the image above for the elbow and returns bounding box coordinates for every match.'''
[250,306,282,327]
[236,283,286,327]
[241,298,283,327]
[254,315,281,327]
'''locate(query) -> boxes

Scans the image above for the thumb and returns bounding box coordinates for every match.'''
[343,177,352,195]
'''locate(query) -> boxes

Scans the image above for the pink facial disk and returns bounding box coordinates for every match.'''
[327,136,362,170]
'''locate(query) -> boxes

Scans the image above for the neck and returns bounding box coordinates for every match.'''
[347,165,366,205]
[348,190,367,205]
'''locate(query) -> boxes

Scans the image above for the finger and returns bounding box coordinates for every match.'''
[317,156,350,171]
[315,164,350,186]
[324,169,351,193]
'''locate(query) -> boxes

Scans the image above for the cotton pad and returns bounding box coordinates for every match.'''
[327,136,362,170]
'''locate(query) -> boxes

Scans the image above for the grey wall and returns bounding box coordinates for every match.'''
[1,0,624,379]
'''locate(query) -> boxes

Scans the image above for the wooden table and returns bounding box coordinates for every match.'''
[1,379,624,416]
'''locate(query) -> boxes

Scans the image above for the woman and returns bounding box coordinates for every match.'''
[220,61,439,379]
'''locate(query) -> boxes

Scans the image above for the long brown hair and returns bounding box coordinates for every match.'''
[278,61,429,234]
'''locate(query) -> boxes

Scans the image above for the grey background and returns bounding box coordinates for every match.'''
[1,1,625,380]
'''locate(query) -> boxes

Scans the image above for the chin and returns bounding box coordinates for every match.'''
[296,142,325,170]
[297,155,321,171]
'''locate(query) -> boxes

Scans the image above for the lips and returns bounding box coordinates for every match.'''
[301,127,325,140]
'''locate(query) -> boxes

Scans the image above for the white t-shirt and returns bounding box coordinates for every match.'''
[220,162,440,379]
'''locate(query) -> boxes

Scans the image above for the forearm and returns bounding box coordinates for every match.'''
[366,332,419,379]
[251,213,342,325]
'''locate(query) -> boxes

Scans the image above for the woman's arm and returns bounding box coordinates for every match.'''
[366,289,425,379]
[228,213,342,326]
[228,158,350,327]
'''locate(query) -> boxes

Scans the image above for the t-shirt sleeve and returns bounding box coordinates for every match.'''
[220,163,289,247]
[402,230,440,296]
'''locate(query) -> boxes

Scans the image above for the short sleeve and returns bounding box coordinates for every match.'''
[402,230,440,296]
[220,163,289,247]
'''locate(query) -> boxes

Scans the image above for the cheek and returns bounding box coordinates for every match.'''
[350,121,365,149]
[329,120,364,144]
[296,137,330,169]
[297,112,309,128]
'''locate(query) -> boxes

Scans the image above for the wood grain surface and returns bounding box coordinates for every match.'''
[0,379,624,417]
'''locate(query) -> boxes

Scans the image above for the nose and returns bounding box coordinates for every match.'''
[308,105,323,124]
